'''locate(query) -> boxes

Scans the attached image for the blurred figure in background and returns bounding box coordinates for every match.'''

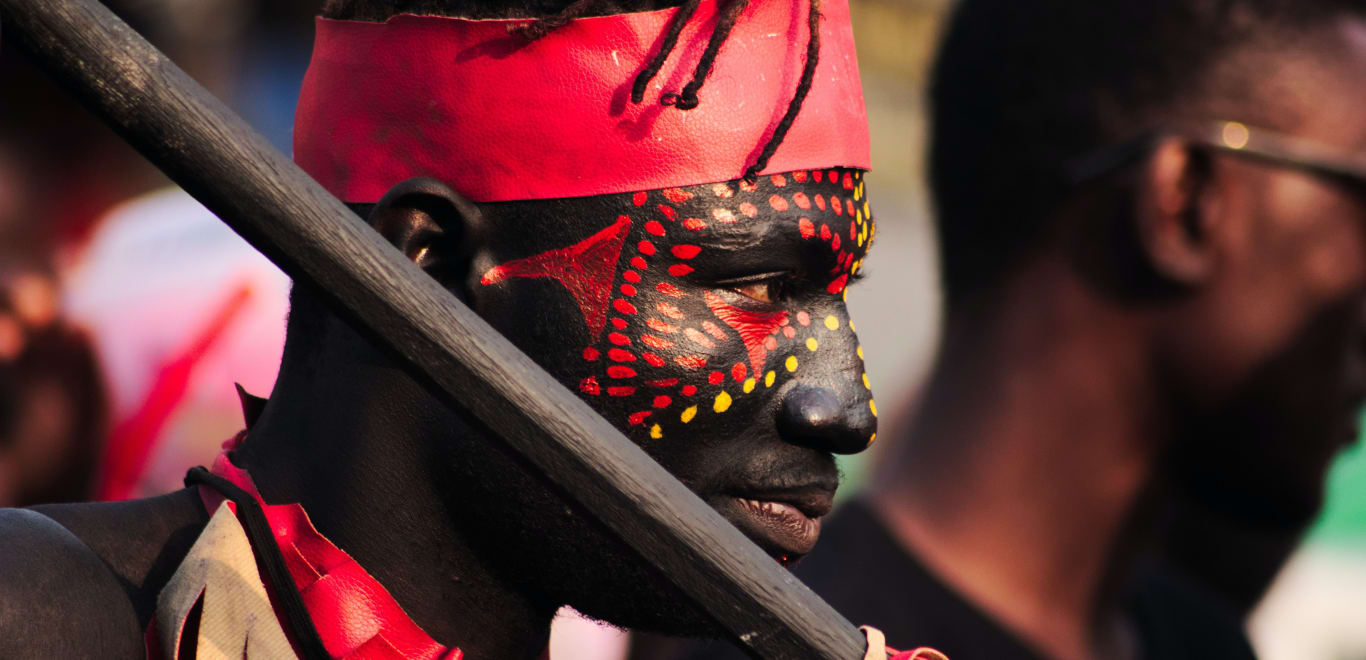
[0,0,311,503]
[661,0,1366,658]
[0,269,106,506]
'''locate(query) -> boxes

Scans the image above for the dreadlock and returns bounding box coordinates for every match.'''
[630,0,702,102]
[743,0,820,184]
[656,0,749,109]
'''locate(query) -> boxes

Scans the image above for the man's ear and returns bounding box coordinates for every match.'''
[1134,139,1223,286]
[368,177,486,298]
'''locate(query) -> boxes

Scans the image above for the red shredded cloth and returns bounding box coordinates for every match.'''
[189,433,467,659]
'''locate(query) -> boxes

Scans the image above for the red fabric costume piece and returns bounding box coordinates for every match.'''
[294,0,869,203]
[480,216,631,339]
[195,435,465,660]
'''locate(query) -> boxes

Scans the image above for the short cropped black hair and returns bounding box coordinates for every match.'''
[929,0,1366,309]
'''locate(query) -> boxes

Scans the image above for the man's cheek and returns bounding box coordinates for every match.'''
[577,286,782,440]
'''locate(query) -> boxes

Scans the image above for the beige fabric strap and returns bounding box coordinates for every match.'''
[861,625,889,660]
[860,625,950,660]
[155,502,300,659]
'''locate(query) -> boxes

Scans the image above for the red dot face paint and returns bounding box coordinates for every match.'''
[476,168,875,461]
[671,245,702,260]
[663,188,693,204]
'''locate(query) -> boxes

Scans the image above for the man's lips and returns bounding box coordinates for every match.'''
[712,486,835,563]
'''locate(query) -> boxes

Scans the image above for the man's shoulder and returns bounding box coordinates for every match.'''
[32,488,210,623]
[0,507,145,657]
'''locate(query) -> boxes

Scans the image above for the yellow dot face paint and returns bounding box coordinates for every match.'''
[824,315,840,331]
[849,319,857,332]
[805,337,819,352]
[650,424,663,439]
[743,377,756,393]
[681,405,698,423]
[857,346,864,360]
[862,373,871,390]
[785,355,799,372]
[869,399,878,417]
[765,371,776,387]
[714,391,733,413]
[868,433,877,446]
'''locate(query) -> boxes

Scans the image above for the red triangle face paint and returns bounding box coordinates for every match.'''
[480,216,632,339]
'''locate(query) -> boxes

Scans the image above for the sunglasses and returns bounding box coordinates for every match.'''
[1066,120,1366,195]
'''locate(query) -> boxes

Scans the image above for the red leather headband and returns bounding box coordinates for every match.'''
[293,0,870,203]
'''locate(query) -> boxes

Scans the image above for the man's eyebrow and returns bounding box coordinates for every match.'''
[696,220,787,251]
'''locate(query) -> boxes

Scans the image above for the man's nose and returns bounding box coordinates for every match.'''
[776,383,877,455]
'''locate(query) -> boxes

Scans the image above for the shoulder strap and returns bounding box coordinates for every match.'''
[184,466,331,660]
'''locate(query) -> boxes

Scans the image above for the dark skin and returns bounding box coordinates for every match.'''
[0,169,877,658]
[871,20,1366,660]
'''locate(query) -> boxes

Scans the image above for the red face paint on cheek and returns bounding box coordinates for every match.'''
[479,216,631,339]
[705,291,788,377]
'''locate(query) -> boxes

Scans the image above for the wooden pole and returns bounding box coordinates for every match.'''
[0,1,870,658]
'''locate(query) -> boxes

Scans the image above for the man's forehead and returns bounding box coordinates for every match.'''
[1330,18,1366,149]
[1239,18,1366,150]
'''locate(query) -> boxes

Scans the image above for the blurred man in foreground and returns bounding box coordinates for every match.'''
[844,0,1365,657]
[670,0,1366,658]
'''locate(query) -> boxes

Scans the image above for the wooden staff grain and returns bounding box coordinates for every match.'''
[0,1,870,658]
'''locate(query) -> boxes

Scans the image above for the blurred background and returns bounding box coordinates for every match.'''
[0,1,1361,658]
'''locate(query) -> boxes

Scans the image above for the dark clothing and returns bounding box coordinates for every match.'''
[670,500,1258,660]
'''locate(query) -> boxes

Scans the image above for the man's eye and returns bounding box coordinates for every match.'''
[733,279,781,304]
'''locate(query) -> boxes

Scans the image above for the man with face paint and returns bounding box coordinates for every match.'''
[0,1,912,658]
[673,1,1366,660]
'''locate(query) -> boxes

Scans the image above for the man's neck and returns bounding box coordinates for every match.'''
[872,264,1163,660]
[233,351,554,660]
